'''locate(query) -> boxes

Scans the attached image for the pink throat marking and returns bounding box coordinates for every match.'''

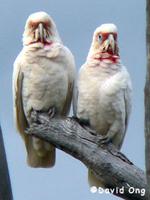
[28,41,53,46]
[93,53,119,63]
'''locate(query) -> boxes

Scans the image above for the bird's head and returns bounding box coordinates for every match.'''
[23,11,61,46]
[88,23,120,62]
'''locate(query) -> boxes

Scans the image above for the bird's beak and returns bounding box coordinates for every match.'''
[108,34,115,53]
[103,34,115,54]
[38,23,44,43]
[34,23,45,42]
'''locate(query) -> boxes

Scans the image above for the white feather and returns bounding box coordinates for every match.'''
[73,24,132,187]
[13,12,76,168]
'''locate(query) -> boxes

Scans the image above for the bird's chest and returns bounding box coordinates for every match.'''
[79,68,114,105]
[23,56,66,89]
[78,68,118,130]
[21,55,68,111]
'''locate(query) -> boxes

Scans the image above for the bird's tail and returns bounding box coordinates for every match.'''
[88,168,104,188]
[25,136,55,168]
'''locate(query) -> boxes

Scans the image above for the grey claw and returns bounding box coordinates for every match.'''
[30,110,38,123]
[48,107,56,119]
[98,136,111,145]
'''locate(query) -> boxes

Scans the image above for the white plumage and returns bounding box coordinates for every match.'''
[13,11,76,168]
[73,23,132,186]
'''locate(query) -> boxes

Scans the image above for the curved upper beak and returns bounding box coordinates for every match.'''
[108,34,115,53]
[38,23,44,42]
[102,34,115,54]
[34,23,46,43]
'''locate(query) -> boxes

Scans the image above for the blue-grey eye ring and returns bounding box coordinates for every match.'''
[98,34,102,41]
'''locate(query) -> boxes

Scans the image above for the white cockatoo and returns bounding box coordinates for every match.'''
[13,11,76,168]
[73,23,132,187]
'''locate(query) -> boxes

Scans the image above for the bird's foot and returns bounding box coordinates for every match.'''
[98,135,112,145]
[30,109,51,125]
[72,116,97,136]
[48,107,56,119]
[82,124,97,136]
[30,110,39,123]
[98,129,117,146]
[106,143,133,165]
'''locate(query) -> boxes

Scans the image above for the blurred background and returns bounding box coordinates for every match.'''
[0,0,146,199]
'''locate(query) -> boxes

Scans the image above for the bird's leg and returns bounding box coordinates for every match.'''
[73,116,97,136]
[82,124,97,136]
[98,131,116,144]
[98,120,122,145]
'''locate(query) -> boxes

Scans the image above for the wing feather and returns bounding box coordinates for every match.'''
[13,58,28,140]
[61,47,76,116]
[72,80,78,117]
[124,81,132,133]
[61,81,74,116]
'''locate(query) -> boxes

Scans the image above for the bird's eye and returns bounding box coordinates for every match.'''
[98,34,103,42]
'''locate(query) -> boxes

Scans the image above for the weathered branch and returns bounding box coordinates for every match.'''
[145,0,150,188]
[27,112,150,200]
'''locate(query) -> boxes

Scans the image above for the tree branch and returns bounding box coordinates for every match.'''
[27,112,150,200]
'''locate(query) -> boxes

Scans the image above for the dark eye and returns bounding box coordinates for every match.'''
[98,34,103,42]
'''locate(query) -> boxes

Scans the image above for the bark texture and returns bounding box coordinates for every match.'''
[27,112,150,200]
